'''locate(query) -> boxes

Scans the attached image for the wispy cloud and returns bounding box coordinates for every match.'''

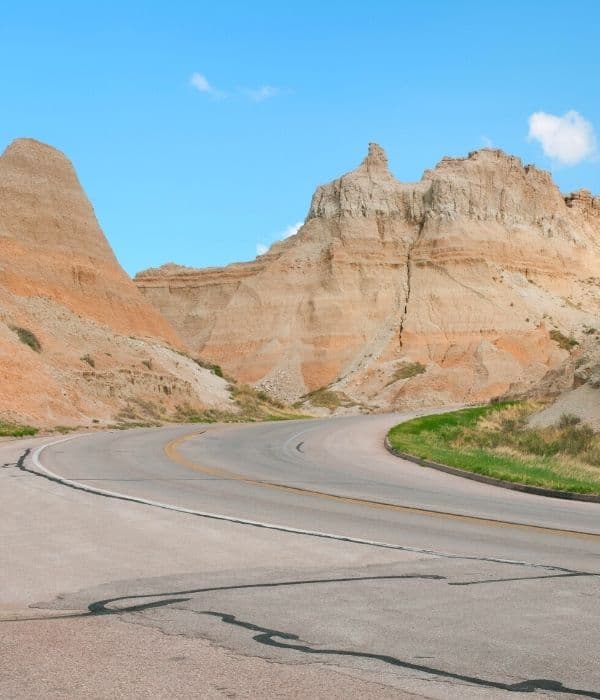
[190,72,285,103]
[528,110,596,166]
[190,72,211,92]
[189,72,226,99]
[243,85,280,102]
[256,221,303,258]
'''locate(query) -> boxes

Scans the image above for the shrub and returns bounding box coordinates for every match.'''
[10,326,41,353]
[142,359,153,370]
[556,425,595,455]
[558,413,581,428]
[81,354,95,368]
[194,359,224,378]
[549,329,579,351]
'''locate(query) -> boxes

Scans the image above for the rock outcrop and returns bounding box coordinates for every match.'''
[529,333,600,431]
[0,139,233,426]
[136,144,600,410]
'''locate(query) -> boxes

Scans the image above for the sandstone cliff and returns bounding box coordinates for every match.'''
[0,139,232,426]
[135,144,600,410]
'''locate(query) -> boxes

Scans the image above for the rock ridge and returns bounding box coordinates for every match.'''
[136,143,600,408]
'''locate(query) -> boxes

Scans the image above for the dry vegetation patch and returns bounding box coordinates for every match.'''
[387,361,426,385]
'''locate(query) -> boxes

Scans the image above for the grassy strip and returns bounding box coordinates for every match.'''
[0,422,38,437]
[387,403,600,495]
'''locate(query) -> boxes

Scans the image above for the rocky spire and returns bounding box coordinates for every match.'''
[360,142,389,175]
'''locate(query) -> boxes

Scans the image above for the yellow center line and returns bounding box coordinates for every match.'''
[164,431,600,541]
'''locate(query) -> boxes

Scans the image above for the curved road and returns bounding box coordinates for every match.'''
[3,414,600,699]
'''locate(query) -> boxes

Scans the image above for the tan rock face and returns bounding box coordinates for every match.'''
[136,144,600,409]
[0,139,232,426]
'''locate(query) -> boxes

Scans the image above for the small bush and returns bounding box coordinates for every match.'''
[549,329,579,351]
[10,326,41,353]
[194,359,224,378]
[556,425,595,455]
[558,413,581,428]
[81,354,95,368]
[142,359,153,370]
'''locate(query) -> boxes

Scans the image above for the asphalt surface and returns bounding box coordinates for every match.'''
[2,414,600,699]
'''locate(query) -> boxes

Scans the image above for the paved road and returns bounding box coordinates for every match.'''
[2,414,600,699]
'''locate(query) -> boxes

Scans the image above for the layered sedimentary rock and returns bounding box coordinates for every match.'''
[0,139,232,425]
[136,144,600,409]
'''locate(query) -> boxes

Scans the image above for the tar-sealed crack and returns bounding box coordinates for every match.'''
[201,610,600,698]
[3,565,599,696]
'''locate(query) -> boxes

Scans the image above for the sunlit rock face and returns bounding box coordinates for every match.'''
[0,139,232,425]
[136,144,600,409]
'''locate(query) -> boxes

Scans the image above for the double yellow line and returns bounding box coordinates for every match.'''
[165,430,600,541]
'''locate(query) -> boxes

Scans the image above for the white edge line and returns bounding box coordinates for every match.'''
[28,434,584,574]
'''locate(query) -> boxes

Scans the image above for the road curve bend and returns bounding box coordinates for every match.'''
[3,413,599,699]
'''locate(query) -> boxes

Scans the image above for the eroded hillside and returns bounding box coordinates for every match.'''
[136,144,600,410]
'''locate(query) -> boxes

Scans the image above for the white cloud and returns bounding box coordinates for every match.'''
[190,72,212,92]
[189,72,226,99]
[244,85,280,102]
[279,221,302,239]
[528,110,596,165]
[255,221,303,258]
[189,73,284,103]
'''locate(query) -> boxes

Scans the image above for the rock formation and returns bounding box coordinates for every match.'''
[0,139,232,426]
[136,144,600,410]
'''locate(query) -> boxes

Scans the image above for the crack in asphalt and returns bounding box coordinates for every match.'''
[2,575,445,623]
[449,572,593,586]
[2,535,598,696]
[6,573,599,695]
[1,449,29,470]
[201,610,600,697]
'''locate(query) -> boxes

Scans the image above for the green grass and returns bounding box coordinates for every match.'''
[387,403,600,495]
[0,421,38,437]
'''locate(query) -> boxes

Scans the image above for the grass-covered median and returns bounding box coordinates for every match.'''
[387,403,600,495]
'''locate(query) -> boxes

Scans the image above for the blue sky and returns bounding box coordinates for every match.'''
[1,1,599,275]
